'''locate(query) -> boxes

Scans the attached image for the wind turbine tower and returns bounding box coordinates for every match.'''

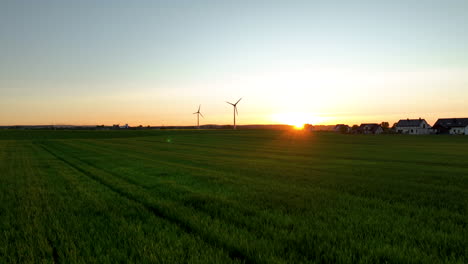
[193,105,204,129]
[226,97,242,129]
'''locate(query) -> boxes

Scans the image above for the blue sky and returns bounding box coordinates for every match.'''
[1,0,467,125]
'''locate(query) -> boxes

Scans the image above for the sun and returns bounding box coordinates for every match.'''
[293,123,305,130]
[272,112,327,129]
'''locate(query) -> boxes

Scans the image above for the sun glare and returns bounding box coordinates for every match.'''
[293,124,304,130]
[272,112,327,129]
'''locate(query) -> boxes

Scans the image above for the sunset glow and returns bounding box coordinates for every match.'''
[272,113,328,128]
[293,124,304,130]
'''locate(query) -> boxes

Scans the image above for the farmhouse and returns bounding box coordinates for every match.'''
[359,123,383,134]
[395,118,431,134]
[334,124,350,133]
[432,118,468,135]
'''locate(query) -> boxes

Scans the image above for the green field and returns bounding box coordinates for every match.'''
[0,130,467,263]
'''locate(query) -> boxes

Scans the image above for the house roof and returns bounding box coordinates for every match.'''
[359,123,382,132]
[334,124,349,129]
[396,119,427,127]
[359,123,379,128]
[434,118,468,128]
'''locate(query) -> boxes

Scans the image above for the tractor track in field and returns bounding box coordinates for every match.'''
[39,143,256,264]
[41,141,326,260]
[46,238,59,264]
[53,138,468,227]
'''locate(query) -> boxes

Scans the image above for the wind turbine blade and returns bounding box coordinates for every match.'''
[199,112,204,118]
[198,105,201,112]
[193,112,198,114]
[235,97,243,105]
[235,106,239,115]
[226,101,234,106]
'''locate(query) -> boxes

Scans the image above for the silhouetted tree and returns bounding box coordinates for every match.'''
[380,122,390,133]
[303,124,314,131]
[390,123,398,133]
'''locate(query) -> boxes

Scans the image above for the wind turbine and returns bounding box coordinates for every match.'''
[226,97,242,129]
[193,105,204,129]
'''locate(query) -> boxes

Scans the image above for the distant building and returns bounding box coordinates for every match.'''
[334,124,350,133]
[359,123,383,134]
[395,118,431,134]
[433,118,468,135]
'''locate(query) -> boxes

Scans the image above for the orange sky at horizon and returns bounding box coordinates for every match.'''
[2,67,467,127]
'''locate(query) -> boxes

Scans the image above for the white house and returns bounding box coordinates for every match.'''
[433,118,468,135]
[450,126,468,135]
[395,118,431,135]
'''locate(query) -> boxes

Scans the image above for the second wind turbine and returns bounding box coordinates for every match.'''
[226,97,242,129]
[193,105,204,129]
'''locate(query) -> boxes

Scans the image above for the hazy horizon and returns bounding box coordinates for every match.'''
[1,0,468,127]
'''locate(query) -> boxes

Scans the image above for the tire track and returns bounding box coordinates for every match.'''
[46,238,59,264]
[39,143,257,264]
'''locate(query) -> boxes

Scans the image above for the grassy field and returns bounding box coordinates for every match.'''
[0,129,467,263]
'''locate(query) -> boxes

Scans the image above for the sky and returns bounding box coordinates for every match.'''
[1,0,467,126]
